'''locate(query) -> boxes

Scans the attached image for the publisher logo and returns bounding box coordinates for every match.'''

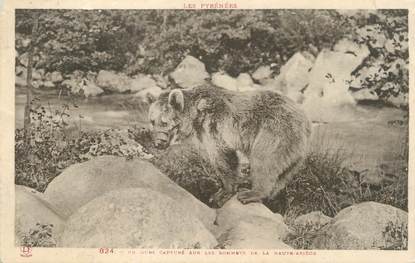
[20,246,32,257]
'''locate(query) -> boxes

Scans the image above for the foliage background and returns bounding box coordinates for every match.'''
[15,9,408,98]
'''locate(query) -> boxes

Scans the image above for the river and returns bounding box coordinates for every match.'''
[15,88,408,171]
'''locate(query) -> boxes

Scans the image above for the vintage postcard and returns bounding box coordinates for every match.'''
[0,0,414,262]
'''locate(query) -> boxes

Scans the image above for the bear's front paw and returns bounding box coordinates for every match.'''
[210,189,234,208]
[237,189,264,204]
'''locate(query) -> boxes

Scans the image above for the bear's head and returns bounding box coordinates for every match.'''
[148,88,215,149]
[148,89,188,149]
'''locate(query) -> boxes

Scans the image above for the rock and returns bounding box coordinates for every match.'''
[215,196,290,248]
[15,76,27,86]
[61,79,80,93]
[60,188,218,248]
[152,74,169,89]
[170,55,209,89]
[42,80,55,89]
[212,72,238,91]
[301,42,370,122]
[128,74,158,93]
[386,93,408,108]
[81,80,104,97]
[334,39,370,59]
[44,156,216,231]
[15,66,26,77]
[351,89,379,102]
[96,70,131,93]
[294,211,332,227]
[19,52,29,67]
[236,73,258,91]
[252,65,272,82]
[62,77,104,97]
[274,52,314,103]
[212,72,259,92]
[32,69,43,81]
[32,80,42,89]
[312,202,408,249]
[134,86,163,102]
[50,71,63,83]
[15,185,65,246]
[68,70,84,80]
[22,38,31,48]
[63,79,84,94]
[217,219,292,249]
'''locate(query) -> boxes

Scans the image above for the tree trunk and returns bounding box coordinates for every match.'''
[23,14,39,144]
[162,10,168,34]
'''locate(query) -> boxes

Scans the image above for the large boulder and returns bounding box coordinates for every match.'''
[351,89,379,102]
[212,72,238,91]
[134,86,163,102]
[42,80,55,89]
[47,71,64,83]
[128,74,158,93]
[236,73,259,91]
[60,188,218,248]
[15,185,65,246]
[214,197,291,249]
[61,79,81,94]
[81,80,104,97]
[18,52,29,67]
[301,40,370,122]
[96,70,131,93]
[15,66,26,77]
[152,74,169,89]
[211,72,259,92]
[32,69,44,81]
[312,202,408,249]
[252,65,272,83]
[15,76,27,86]
[273,52,314,103]
[63,77,104,97]
[43,156,216,231]
[170,55,209,89]
[294,211,332,227]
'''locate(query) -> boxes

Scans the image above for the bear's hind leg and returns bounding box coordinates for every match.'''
[237,129,302,204]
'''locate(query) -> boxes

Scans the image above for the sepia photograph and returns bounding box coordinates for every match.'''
[1,2,413,262]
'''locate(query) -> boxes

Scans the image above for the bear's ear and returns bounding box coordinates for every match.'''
[168,89,185,112]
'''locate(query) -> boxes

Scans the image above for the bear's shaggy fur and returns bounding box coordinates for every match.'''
[148,84,311,206]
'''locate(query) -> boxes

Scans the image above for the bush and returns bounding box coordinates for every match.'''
[15,10,348,76]
[380,220,408,250]
[16,9,408,99]
[152,143,222,207]
[273,141,408,219]
[270,146,356,217]
[15,102,152,192]
[20,223,56,247]
[283,222,326,249]
[347,10,409,100]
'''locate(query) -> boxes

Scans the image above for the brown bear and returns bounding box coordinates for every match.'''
[148,84,311,206]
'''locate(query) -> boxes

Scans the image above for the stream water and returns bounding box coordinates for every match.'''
[15,88,408,171]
